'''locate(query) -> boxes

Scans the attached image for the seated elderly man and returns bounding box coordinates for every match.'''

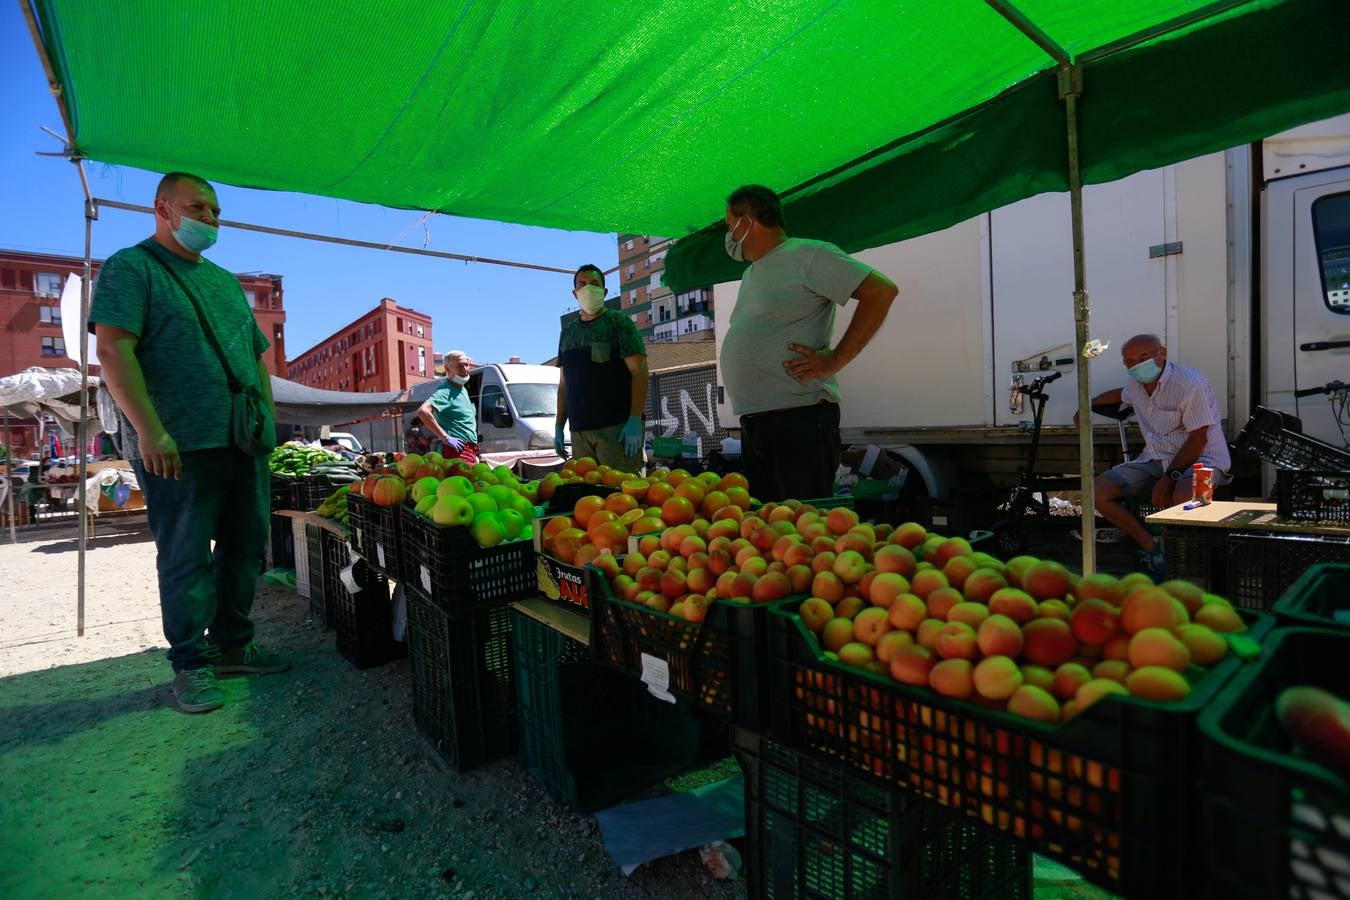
[1086,334,1231,581]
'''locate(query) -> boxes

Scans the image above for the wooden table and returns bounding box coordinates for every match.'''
[1147,501,1350,536]
[511,596,590,646]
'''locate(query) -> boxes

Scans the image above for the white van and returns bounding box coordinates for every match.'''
[404,363,567,454]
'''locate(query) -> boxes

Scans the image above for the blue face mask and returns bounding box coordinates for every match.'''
[170,207,218,254]
[1127,357,1163,384]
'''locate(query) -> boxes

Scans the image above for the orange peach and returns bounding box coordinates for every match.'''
[706,548,733,576]
[686,567,714,595]
[835,596,865,621]
[942,556,978,591]
[714,570,738,599]
[645,593,672,614]
[685,595,710,623]
[973,656,1023,700]
[892,522,928,550]
[1019,664,1056,693]
[930,537,974,570]
[1091,659,1130,685]
[661,524,697,554]
[873,544,917,578]
[853,608,892,646]
[1008,685,1061,723]
[915,618,945,651]
[636,566,663,593]
[947,602,990,630]
[833,551,869,585]
[1127,628,1191,672]
[936,621,978,660]
[834,532,872,557]
[783,542,814,568]
[771,534,803,562]
[752,571,793,604]
[614,574,640,601]
[730,572,758,601]
[825,506,860,536]
[1102,632,1131,661]
[1051,663,1093,702]
[977,614,1023,658]
[822,618,856,652]
[837,642,875,668]
[811,570,845,603]
[1070,598,1120,645]
[925,587,963,621]
[890,644,937,686]
[647,549,672,572]
[1176,623,1228,666]
[1120,572,1155,592]
[799,597,834,632]
[786,564,813,594]
[962,569,1009,604]
[988,588,1037,624]
[868,572,910,609]
[929,658,975,698]
[1160,579,1205,615]
[741,556,768,578]
[1003,555,1039,589]
[910,568,950,601]
[887,594,928,632]
[1194,604,1245,633]
[971,552,1006,575]
[1022,618,1078,668]
[876,630,915,663]
[1036,599,1071,622]
[1121,587,1189,634]
[1022,560,1073,601]
[1073,573,1126,607]
[623,552,648,578]
[1075,677,1129,712]
[1125,666,1191,702]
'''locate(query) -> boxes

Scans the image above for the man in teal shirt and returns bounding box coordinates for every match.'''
[92,172,289,715]
[416,350,480,464]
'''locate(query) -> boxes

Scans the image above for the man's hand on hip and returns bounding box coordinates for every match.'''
[784,345,839,382]
[617,416,643,456]
[141,431,181,480]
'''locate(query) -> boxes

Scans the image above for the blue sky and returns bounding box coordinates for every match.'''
[0,5,618,367]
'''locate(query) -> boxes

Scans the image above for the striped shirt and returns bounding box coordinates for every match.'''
[1122,361,1231,472]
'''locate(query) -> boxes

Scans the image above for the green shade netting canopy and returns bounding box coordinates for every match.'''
[32,0,1350,291]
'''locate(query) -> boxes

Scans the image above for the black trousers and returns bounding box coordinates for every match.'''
[739,402,841,502]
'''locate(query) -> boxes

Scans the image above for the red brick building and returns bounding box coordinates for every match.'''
[286,298,434,393]
[0,249,288,378]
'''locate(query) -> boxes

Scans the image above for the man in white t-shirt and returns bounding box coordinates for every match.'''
[1086,333,1232,580]
[718,185,899,501]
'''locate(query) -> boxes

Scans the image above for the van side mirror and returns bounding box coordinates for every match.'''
[492,405,512,428]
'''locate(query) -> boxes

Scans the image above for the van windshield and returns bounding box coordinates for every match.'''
[507,383,557,419]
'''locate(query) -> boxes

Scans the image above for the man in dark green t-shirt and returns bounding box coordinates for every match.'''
[91,172,289,715]
[554,265,648,471]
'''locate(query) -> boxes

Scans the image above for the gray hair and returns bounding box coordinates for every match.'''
[446,350,471,366]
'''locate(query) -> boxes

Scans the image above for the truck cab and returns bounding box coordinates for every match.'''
[405,363,566,454]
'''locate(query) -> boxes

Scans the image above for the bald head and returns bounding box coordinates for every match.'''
[1122,334,1166,370]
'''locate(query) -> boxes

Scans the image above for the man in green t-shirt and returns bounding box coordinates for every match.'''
[91,172,289,715]
[415,350,480,464]
[554,265,649,471]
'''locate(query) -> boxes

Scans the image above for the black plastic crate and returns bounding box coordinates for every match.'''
[735,727,1031,900]
[399,507,535,612]
[305,523,329,629]
[765,596,1273,898]
[1276,469,1350,526]
[269,513,295,569]
[1227,533,1350,612]
[291,474,341,512]
[269,474,293,511]
[1198,627,1350,900]
[587,565,782,729]
[511,607,701,812]
[405,587,517,772]
[544,482,617,516]
[1234,406,1350,470]
[347,493,403,580]
[1273,562,1350,630]
[1162,525,1229,592]
[326,558,402,669]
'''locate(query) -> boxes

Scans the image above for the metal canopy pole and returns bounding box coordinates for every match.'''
[4,414,15,544]
[76,195,95,636]
[1060,65,1096,577]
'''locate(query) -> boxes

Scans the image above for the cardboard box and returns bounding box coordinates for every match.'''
[836,444,910,498]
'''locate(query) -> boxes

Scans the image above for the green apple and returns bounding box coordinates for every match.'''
[436,475,474,499]
[431,494,474,527]
[411,476,441,503]
[414,494,437,516]
[498,508,526,539]
[469,511,508,547]
[466,492,498,516]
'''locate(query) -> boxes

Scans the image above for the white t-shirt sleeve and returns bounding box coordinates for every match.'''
[804,243,873,306]
[1181,379,1221,431]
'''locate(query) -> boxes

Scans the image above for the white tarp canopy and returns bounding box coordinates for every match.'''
[0,367,104,435]
[268,375,420,427]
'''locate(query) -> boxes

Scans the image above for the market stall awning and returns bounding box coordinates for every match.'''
[269,377,417,427]
[31,0,1350,290]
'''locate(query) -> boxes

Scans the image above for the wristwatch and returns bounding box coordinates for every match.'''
[1167,469,1183,482]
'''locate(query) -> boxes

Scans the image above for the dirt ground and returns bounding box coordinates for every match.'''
[0,518,1112,899]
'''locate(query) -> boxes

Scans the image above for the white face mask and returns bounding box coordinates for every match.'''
[574,284,606,314]
[450,373,469,386]
[724,215,750,262]
[168,206,218,253]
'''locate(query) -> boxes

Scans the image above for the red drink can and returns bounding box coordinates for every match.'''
[1192,463,1214,504]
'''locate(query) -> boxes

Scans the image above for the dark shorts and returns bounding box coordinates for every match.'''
[1102,459,1231,496]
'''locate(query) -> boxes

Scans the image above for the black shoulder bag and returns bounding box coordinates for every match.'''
[139,246,276,457]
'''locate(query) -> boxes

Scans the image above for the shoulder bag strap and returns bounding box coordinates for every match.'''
[138,244,244,393]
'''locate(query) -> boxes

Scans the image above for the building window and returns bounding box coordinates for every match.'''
[39,305,62,325]
[243,290,257,308]
[41,336,66,357]
[416,324,424,337]
[418,346,427,376]
[628,290,637,303]
[625,239,633,251]
[627,264,636,278]
[36,272,63,298]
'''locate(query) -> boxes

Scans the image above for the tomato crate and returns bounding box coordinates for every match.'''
[586,564,788,730]
[347,493,403,580]
[305,523,330,629]
[734,727,1030,900]
[1273,562,1350,631]
[530,512,607,617]
[765,597,1273,898]
[511,607,702,812]
[405,586,517,772]
[1197,628,1350,900]
[325,556,402,670]
[269,474,293,511]
[1227,533,1350,612]
[1161,525,1229,592]
[1276,469,1350,526]
[399,507,536,612]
